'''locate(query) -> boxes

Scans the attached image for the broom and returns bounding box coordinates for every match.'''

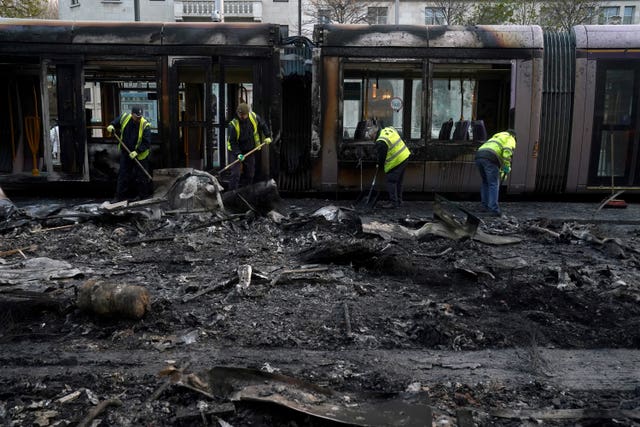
[24,85,41,176]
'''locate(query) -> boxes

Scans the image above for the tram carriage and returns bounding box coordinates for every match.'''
[1,19,639,198]
[310,24,543,194]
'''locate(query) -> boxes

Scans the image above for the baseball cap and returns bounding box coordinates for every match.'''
[237,103,250,115]
[131,106,143,117]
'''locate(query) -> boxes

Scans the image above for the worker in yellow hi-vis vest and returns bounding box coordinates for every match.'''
[375,126,411,209]
[226,103,272,190]
[106,106,152,202]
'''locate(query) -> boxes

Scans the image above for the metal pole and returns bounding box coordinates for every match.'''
[298,0,302,35]
[134,0,140,21]
[395,0,399,24]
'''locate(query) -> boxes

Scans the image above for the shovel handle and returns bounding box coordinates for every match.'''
[217,141,267,175]
[110,131,153,182]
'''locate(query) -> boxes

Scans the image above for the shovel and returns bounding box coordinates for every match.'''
[432,193,480,238]
[215,133,281,177]
[216,141,267,176]
[354,165,379,211]
[111,131,153,181]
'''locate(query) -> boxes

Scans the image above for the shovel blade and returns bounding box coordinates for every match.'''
[354,189,379,211]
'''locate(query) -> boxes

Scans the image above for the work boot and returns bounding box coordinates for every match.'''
[379,201,396,209]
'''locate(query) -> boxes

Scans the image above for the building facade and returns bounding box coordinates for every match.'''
[58,0,639,34]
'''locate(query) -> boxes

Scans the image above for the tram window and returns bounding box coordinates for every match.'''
[410,80,423,139]
[343,62,423,140]
[120,90,158,132]
[431,79,475,140]
[602,69,634,125]
[342,78,407,139]
[594,68,635,179]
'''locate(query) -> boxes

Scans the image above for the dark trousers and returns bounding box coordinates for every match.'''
[475,157,501,215]
[229,149,256,190]
[386,160,407,206]
[116,155,151,201]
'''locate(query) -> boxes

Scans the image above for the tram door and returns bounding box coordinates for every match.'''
[169,59,260,171]
[170,58,215,170]
[219,63,255,170]
[588,60,640,187]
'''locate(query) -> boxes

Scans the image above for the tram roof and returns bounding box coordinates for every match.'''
[314,24,544,50]
[0,19,280,47]
[574,25,640,49]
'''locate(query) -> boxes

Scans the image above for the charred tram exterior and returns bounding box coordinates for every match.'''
[1,21,639,197]
[0,20,282,187]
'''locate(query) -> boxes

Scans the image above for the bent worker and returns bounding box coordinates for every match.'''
[106,106,152,202]
[474,129,517,217]
[375,126,411,209]
[226,103,272,190]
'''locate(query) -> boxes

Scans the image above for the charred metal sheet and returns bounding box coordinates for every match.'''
[209,366,431,427]
[71,21,163,45]
[314,24,543,50]
[162,22,279,47]
[0,19,74,44]
[0,19,279,49]
[574,25,640,49]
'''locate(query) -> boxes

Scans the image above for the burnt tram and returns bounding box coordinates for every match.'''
[1,20,640,198]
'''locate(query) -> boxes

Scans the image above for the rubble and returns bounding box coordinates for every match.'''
[1,179,640,426]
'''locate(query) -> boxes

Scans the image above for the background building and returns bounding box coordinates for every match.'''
[58,0,639,35]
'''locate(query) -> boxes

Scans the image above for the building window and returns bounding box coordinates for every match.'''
[623,6,635,24]
[425,7,446,25]
[367,7,387,24]
[318,9,331,24]
[274,0,288,3]
[599,6,620,24]
[584,7,597,24]
[279,25,289,38]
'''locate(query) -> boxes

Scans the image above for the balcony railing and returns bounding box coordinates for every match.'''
[176,0,259,21]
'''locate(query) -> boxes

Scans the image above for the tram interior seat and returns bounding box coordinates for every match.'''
[438,119,454,140]
[452,120,471,141]
[471,120,487,143]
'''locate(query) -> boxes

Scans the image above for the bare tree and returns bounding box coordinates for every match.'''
[42,0,58,19]
[512,0,540,24]
[0,0,48,18]
[467,0,516,24]
[540,0,599,31]
[304,0,371,25]
[427,0,468,25]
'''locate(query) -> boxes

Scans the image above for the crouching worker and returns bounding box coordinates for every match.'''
[106,106,152,202]
[375,126,411,209]
[474,129,517,217]
[226,103,272,190]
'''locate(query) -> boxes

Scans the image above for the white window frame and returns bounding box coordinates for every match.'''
[425,7,446,25]
[367,7,388,25]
